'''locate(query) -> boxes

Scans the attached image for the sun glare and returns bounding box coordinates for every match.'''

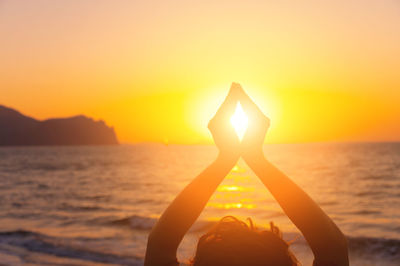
[230,103,248,140]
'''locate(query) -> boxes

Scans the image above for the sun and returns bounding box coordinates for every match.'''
[230,103,248,140]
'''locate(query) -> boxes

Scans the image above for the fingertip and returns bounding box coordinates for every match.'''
[230,82,241,89]
[230,82,243,95]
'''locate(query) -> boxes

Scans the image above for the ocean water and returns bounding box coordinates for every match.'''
[0,143,399,265]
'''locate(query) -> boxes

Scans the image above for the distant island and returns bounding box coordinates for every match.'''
[0,105,118,146]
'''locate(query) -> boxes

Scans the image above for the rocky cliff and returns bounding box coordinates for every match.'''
[0,105,118,146]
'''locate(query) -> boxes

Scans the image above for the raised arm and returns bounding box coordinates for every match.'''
[238,86,349,266]
[144,84,241,266]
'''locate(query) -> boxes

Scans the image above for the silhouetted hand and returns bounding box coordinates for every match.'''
[238,86,270,160]
[208,83,241,162]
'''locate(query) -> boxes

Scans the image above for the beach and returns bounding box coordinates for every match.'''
[0,143,399,265]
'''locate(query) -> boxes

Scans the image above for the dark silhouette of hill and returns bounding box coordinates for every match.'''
[0,105,118,146]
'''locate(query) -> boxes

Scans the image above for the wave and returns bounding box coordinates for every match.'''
[347,236,400,257]
[361,174,398,181]
[110,215,157,229]
[0,230,142,265]
[3,162,90,172]
[58,202,118,212]
[122,215,400,256]
[105,215,398,256]
[108,215,215,232]
[288,234,399,260]
[0,229,399,265]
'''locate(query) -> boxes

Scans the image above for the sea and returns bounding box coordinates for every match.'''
[0,143,399,266]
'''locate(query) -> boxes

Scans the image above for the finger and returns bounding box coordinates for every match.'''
[221,83,240,111]
[213,85,239,120]
[238,92,270,128]
[229,82,243,95]
[237,89,263,117]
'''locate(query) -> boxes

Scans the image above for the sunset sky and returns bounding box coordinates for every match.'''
[1,0,399,144]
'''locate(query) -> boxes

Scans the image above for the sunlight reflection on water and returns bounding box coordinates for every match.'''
[0,143,399,265]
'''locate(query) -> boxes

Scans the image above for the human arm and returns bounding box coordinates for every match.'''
[238,87,349,266]
[144,84,241,266]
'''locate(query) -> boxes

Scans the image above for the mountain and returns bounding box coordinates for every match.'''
[0,105,118,146]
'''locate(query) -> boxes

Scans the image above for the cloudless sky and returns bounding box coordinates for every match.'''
[1,0,399,143]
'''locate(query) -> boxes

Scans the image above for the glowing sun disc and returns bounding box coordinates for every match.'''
[230,103,248,140]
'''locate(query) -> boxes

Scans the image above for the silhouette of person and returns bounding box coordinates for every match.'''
[145,83,349,266]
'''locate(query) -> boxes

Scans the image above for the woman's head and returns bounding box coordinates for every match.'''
[192,216,297,266]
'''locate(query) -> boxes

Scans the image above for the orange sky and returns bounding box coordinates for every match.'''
[1,0,399,144]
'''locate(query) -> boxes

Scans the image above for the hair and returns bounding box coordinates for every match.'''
[192,216,298,266]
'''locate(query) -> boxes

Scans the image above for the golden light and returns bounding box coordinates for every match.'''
[207,202,256,209]
[217,185,244,192]
[230,103,248,140]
